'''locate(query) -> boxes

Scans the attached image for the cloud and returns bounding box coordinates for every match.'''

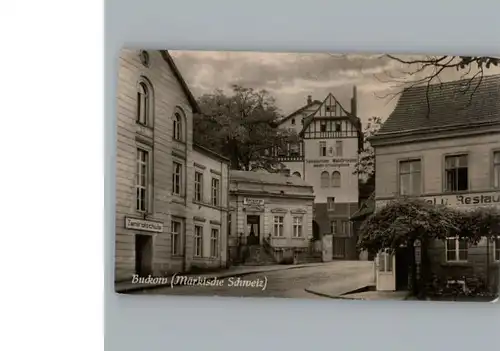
[169,50,500,126]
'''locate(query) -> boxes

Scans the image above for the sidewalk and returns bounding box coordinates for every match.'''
[116,262,325,293]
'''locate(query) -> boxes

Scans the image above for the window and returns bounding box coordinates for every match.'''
[273,216,284,237]
[399,160,422,195]
[445,155,468,192]
[320,121,327,132]
[172,162,182,196]
[194,225,203,257]
[136,148,149,212]
[319,141,327,156]
[173,113,182,141]
[331,221,338,235]
[446,237,468,262]
[210,228,219,258]
[335,141,343,156]
[335,122,341,132]
[320,171,330,188]
[326,105,332,112]
[327,197,335,210]
[291,118,295,125]
[211,178,220,206]
[301,118,304,125]
[290,143,300,157]
[331,171,341,187]
[194,171,203,202]
[293,217,303,238]
[228,213,232,236]
[341,220,350,236]
[171,220,182,255]
[137,82,150,125]
[494,237,500,261]
[292,171,301,178]
[494,151,500,188]
[378,250,393,272]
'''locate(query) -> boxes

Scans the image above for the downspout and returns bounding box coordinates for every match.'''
[486,237,490,290]
[220,158,224,268]
[181,115,189,273]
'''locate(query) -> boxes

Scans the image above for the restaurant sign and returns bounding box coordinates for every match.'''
[376,191,500,209]
[125,217,164,233]
[243,198,265,206]
[306,158,357,168]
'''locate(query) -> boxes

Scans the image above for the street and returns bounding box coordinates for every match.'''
[133,261,374,299]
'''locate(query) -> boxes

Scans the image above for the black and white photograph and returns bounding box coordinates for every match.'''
[114,48,500,302]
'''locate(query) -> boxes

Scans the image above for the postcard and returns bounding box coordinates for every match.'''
[114,48,500,302]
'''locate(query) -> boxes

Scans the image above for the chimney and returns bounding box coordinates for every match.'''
[351,86,357,116]
[307,95,312,105]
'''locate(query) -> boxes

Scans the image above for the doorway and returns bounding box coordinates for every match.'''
[312,220,320,240]
[135,234,153,276]
[395,247,410,291]
[246,215,260,245]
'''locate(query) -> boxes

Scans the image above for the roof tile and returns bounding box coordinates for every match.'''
[376,74,500,135]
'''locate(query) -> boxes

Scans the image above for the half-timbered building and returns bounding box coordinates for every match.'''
[273,89,363,259]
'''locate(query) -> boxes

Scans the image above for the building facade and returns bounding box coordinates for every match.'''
[115,49,229,282]
[370,75,500,292]
[274,90,363,259]
[228,170,317,264]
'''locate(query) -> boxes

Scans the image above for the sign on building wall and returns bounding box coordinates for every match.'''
[243,198,265,206]
[376,191,500,210]
[125,217,164,233]
[306,158,357,168]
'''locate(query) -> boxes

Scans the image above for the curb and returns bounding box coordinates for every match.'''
[304,288,363,300]
[304,284,376,300]
[116,263,325,294]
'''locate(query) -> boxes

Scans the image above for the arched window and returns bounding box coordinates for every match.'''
[331,171,341,187]
[137,82,149,125]
[292,171,301,178]
[136,77,154,127]
[173,112,183,141]
[320,171,330,188]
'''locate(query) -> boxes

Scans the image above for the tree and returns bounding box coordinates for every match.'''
[357,198,459,298]
[194,85,298,171]
[354,116,382,179]
[354,116,383,200]
[358,199,500,298]
[383,55,500,114]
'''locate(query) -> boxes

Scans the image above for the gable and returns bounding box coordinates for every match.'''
[277,100,322,126]
[300,93,361,136]
[159,50,201,114]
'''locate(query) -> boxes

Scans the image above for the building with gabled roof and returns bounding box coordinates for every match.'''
[369,74,500,293]
[270,88,363,260]
[114,49,231,283]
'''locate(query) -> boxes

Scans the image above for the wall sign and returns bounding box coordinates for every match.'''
[243,198,265,206]
[125,217,164,233]
[376,191,500,210]
[306,158,357,168]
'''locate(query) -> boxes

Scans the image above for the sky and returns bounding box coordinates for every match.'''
[169,50,500,127]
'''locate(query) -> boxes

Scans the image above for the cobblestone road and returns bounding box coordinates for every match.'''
[134,261,374,299]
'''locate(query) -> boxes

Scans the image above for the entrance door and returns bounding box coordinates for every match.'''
[246,215,260,245]
[135,234,153,276]
[395,247,410,290]
[376,249,396,291]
